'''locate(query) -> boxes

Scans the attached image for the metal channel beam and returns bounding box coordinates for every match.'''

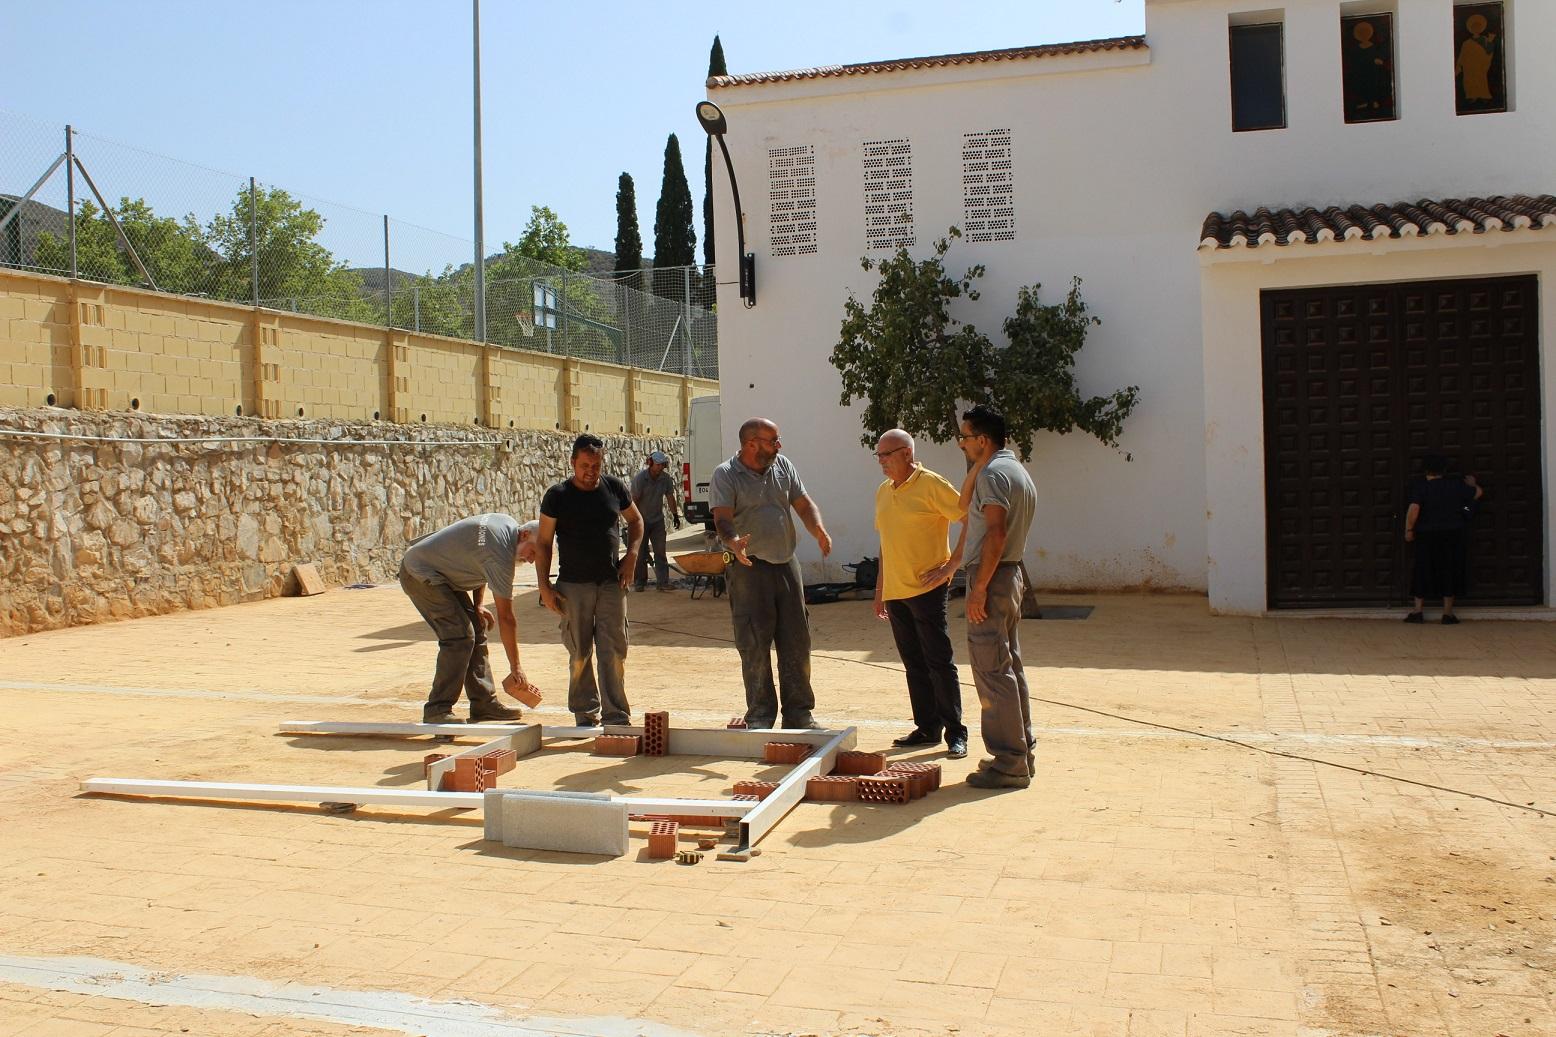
[737,726,857,850]
[425,727,542,791]
[667,727,843,759]
[279,721,522,738]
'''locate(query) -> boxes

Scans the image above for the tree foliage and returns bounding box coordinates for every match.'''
[652,133,696,295]
[614,172,643,282]
[831,229,1139,461]
[514,205,586,272]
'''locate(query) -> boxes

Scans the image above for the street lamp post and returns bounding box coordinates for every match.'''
[695,100,755,308]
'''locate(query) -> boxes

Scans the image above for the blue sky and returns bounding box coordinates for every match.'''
[1,1,1143,269]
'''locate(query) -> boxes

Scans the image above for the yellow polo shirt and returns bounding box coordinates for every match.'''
[874,464,965,601]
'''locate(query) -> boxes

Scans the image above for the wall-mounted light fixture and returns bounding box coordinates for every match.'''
[695,100,756,307]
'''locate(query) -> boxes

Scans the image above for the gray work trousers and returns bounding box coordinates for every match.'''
[399,567,500,719]
[725,556,816,728]
[966,563,1034,776]
[556,580,631,726]
[634,519,670,588]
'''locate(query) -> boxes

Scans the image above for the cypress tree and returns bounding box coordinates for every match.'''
[613,172,643,286]
[653,132,696,296]
[703,35,727,268]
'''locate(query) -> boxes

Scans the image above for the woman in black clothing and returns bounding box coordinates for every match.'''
[1403,454,1483,624]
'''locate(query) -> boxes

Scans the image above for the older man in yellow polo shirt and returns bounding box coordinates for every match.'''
[872,428,970,758]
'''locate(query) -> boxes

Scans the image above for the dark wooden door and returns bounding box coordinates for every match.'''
[1263,275,1541,608]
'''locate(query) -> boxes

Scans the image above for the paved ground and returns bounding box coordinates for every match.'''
[1,543,1553,1036]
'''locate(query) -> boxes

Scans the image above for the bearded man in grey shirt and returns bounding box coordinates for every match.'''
[710,417,832,729]
[400,513,534,724]
[956,404,1038,789]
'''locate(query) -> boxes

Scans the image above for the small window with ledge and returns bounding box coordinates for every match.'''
[1229,16,1287,132]
[1453,2,1509,115]
[1340,10,1397,123]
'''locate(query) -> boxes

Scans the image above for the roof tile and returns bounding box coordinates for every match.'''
[1199,194,1556,250]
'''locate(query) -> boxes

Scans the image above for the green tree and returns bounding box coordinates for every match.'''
[613,173,643,285]
[652,133,696,297]
[514,205,586,272]
[703,35,727,268]
[831,229,1139,461]
[35,197,211,293]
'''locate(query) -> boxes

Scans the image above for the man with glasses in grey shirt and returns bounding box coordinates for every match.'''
[955,404,1038,789]
[711,417,832,729]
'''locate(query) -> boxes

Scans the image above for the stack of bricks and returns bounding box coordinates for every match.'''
[805,774,859,802]
[440,756,498,792]
[480,748,518,776]
[763,741,813,765]
[885,761,941,798]
[832,750,887,776]
[643,711,669,756]
[855,773,912,804]
[594,734,642,756]
[647,819,679,859]
[733,780,781,801]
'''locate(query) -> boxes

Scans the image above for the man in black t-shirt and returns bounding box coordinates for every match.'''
[536,434,645,726]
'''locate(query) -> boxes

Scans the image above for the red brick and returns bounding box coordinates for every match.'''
[886,761,942,793]
[833,750,886,776]
[443,757,496,792]
[855,774,911,804]
[643,711,670,757]
[423,753,450,778]
[805,775,859,802]
[480,748,518,775]
[726,717,747,729]
[594,734,642,756]
[733,780,780,801]
[647,819,679,858]
[763,741,813,765]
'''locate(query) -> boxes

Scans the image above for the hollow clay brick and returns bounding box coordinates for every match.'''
[647,819,679,859]
[833,750,886,776]
[733,780,780,801]
[480,748,518,775]
[805,774,859,802]
[675,849,703,865]
[445,756,496,792]
[726,717,747,729]
[594,734,642,756]
[855,773,911,804]
[886,760,942,792]
[763,741,813,765]
[423,752,450,777]
[643,711,670,757]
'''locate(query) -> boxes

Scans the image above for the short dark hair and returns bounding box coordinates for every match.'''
[571,433,604,459]
[1423,453,1449,475]
[962,404,1007,448]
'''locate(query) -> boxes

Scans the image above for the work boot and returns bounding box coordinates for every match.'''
[966,768,1031,790]
[469,702,523,722]
[423,709,462,725]
[978,754,1035,775]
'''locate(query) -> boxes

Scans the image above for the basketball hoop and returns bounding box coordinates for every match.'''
[516,312,535,337]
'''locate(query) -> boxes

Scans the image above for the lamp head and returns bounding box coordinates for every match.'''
[695,100,728,136]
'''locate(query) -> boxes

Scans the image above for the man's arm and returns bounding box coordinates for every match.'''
[490,595,522,677]
[618,502,645,589]
[920,521,967,589]
[1403,502,1420,542]
[535,514,564,613]
[664,481,682,525]
[792,494,832,557]
[873,543,889,620]
[472,583,495,630]
[712,505,752,566]
[965,503,1008,624]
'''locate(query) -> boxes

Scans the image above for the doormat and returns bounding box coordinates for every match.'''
[1029,605,1094,620]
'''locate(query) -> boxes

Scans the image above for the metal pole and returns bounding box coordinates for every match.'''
[383,214,392,327]
[413,286,421,333]
[65,126,76,279]
[249,177,259,306]
[682,266,693,375]
[472,0,486,343]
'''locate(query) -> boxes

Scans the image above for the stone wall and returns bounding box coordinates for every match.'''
[0,407,684,636]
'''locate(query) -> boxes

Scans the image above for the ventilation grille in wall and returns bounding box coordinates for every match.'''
[769,145,818,257]
[962,129,1014,243]
[862,138,915,251]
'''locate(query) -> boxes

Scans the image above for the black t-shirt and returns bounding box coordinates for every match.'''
[1409,476,1476,532]
[540,475,631,583]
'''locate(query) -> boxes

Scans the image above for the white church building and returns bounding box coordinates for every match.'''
[703,0,1555,616]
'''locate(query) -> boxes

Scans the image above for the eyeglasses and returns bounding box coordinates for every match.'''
[873,446,908,459]
[955,433,984,442]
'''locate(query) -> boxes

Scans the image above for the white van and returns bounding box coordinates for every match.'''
[682,395,721,526]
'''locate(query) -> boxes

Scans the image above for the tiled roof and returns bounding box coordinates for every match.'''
[1199,194,1556,250]
[706,35,1147,88]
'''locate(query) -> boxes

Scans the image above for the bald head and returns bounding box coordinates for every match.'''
[878,429,914,454]
[736,417,782,473]
[874,428,917,483]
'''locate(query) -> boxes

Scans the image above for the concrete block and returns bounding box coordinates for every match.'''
[833,750,887,776]
[856,774,912,804]
[594,734,641,756]
[501,792,629,856]
[763,741,814,764]
[647,819,679,859]
[643,711,669,756]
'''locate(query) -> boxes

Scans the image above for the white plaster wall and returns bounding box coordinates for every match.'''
[1201,237,1556,614]
[709,0,1556,594]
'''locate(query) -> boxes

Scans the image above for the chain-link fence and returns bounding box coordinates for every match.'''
[0,109,717,378]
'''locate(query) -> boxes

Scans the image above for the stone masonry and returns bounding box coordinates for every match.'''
[0,407,683,636]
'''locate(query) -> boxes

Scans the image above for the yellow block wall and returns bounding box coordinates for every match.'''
[0,267,717,429]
